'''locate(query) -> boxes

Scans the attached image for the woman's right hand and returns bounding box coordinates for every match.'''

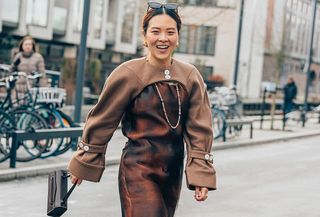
[70,173,83,186]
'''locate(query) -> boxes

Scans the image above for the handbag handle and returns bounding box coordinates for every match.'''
[62,182,77,203]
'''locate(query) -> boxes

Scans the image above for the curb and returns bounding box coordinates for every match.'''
[214,130,320,150]
[1,131,320,182]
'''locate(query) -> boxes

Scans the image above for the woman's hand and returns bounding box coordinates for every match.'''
[194,186,209,201]
[70,173,83,186]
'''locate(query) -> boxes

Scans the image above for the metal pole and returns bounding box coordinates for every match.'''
[74,0,91,124]
[233,0,245,86]
[302,0,317,127]
[260,88,267,129]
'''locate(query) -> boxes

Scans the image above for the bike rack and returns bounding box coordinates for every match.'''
[10,127,83,168]
[222,119,253,142]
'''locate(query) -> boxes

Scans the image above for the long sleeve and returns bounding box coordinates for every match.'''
[184,67,216,191]
[68,64,143,182]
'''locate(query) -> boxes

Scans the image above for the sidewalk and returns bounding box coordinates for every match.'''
[1,116,319,182]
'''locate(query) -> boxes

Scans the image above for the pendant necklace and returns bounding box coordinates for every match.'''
[154,82,181,129]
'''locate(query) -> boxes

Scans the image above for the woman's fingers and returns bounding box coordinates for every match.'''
[194,187,209,201]
[70,174,83,186]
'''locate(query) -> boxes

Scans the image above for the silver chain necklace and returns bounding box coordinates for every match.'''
[154,83,181,129]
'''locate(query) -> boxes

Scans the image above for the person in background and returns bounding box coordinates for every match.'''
[68,2,216,217]
[10,35,45,75]
[283,77,298,114]
[10,35,47,93]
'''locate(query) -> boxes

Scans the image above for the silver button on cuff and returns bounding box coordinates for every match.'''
[205,154,213,162]
[205,154,210,160]
[83,146,89,151]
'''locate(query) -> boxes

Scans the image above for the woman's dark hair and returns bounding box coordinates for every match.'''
[142,8,182,35]
[18,35,36,52]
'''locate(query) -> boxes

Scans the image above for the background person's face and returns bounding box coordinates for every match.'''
[22,39,33,53]
[144,14,178,64]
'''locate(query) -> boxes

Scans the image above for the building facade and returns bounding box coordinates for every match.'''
[0,0,142,71]
[262,0,320,102]
[235,0,320,101]
[1,0,319,102]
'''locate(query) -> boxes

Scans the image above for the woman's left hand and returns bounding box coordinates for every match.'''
[194,186,209,201]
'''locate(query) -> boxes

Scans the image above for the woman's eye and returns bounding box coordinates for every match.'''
[168,32,175,35]
[151,31,159,34]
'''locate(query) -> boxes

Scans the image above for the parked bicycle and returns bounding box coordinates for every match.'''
[284,104,320,125]
[208,85,243,140]
[29,86,78,158]
[5,68,77,159]
[0,71,50,162]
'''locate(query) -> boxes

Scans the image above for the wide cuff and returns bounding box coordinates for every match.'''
[68,151,105,182]
[185,156,216,191]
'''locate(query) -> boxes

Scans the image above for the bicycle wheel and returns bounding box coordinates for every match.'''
[0,111,15,162]
[226,107,243,135]
[52,110,78,156]
[12,109,49,162]
[37,106,71,158]
[211,108,226,140]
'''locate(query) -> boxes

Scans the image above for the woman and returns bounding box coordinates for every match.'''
[11,35,45,75]
[69,2,216,217]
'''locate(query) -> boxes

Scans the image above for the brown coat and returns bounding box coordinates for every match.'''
[68,57,216,190]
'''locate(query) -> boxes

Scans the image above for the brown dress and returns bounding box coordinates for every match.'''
[68,57,216,217]
[119,82,188,217]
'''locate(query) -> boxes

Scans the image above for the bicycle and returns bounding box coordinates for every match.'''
[284,104,320,125]
[0,109,15,163]
[29,86,78,158]
[0,71,50,162]
[208,85,243,140]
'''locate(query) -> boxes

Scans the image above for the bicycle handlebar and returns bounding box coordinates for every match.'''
[0,71,42,89]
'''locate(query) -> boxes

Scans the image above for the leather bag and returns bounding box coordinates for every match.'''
[47,170,76,216]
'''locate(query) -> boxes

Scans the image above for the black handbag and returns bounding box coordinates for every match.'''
[47,170,77,217]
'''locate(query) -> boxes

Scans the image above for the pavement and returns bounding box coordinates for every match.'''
[0,115,319,182]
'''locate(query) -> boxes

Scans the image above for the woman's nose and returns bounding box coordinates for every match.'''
[158,33,168,41]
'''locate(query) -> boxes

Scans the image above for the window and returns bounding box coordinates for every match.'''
[176,25,217,56]
[202,66,214,80]
[178,25,189,53]
[195,26,216,55]
[26,0,49,27]
[72,0,84,32]
[53,0,69,34]
[93,0,104,39]
[121,0,136,43]
[2,0,20,25]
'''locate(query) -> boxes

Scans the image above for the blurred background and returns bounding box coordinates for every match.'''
[0,0,319,113]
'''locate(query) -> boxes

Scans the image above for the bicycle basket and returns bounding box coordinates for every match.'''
[31,87,66,107]
[223,93,237,105]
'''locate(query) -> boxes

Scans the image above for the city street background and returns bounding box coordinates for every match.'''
[1,135,320,217]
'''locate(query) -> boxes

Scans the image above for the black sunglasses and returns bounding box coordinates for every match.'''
[147,2,178,13]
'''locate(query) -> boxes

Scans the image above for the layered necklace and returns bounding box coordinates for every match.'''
[154,82,181,129]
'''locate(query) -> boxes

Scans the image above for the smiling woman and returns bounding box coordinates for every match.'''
[68,2,216,217]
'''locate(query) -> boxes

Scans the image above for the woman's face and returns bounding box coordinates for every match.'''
[22,39,33,53]
[144,14,178,64]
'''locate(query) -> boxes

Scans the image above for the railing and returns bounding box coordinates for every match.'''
[10,127,83,168]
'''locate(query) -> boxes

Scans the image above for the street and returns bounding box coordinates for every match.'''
[1,136,320,217]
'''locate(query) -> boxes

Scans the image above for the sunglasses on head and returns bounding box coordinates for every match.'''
[147,2,178,12]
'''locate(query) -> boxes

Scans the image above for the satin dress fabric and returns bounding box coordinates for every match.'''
[118,81,189,217]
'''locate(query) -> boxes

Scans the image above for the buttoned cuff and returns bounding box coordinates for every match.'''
[189,150,214,163]
[78,141,106,153]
